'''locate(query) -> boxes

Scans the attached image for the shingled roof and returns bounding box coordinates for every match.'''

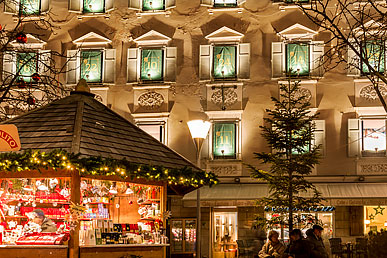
[1,89,199,172]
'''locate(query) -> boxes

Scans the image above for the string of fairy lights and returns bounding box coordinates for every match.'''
[0,149,218,187]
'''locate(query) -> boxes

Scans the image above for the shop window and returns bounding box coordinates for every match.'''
[4,0,50,15]
[69,0,114,13]
[361,40,385,74]
[213,212,237,256]
[213,46,237,79]
[16,52,37,83]
[140,49,164,81]
[137,122,165,143]
[365,206,386,234]
[80,50,103,83]
[286,43,310,76]
[213,122,237,159]
[66,48,116,85]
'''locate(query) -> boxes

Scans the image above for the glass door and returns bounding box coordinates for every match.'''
[213,212,238,258]
[184,219,197,253]
[171,220,184,253]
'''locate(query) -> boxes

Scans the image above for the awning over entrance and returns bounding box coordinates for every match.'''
[183,183,387,206]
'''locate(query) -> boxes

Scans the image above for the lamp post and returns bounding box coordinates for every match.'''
[187,119,211,258]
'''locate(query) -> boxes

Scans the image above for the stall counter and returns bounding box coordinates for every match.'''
[0,245,68,258]
[80,244,169,258]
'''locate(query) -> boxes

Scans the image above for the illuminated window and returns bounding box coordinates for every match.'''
[142,0,164,11]
[138,123,165,143]
[140,49,164,81]
[291,128,311,155]
[362,119,386,153]
[362,41,385,74]
[20,0,41,15]
[80,50,103,83]
[213,212,237,255]
[83,0,105,13]
[286,43,310,76]
[273,0,309,3]
[213,0,237,7]
[213,123,236,159]
[213,46,236,79]
[16,52,37,83]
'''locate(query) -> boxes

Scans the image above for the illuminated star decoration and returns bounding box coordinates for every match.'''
[369,214,375,220]
[374,205,385,216]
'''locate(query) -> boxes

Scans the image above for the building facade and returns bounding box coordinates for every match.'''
[1,0,387,257]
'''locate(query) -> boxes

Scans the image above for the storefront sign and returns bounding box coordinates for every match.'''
[287,43,309,76]
[83,0,105,13]
[80,51,103,83]
[213,46,236,78]
[0,125,21,151]
[17,52,37,83]
[141,49,163,81]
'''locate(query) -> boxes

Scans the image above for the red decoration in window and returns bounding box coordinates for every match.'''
[27,97,35,105]
[32,73,41,82]
[16,32,27,43]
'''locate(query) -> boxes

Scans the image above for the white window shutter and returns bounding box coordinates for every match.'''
[313,120,325,156]
[200,0,213,7]
[69,0,82,12]
[348,118,360,157]
[310,41,324,77]
[165,0,176,9]
[40,0,49,13]
[348,40,360,76]
[238,43,250,79]
[38,50,51,76]
[128,0,141,10]
[127,48,139,82]
[164,47,177,82]
[272,42,284,78]
[105,0,114,12]
[237,0,246,5]
[103,49,115,83]
[66,50,79,85]
[4,0,19,14]
[199,45,211,80]
[2,51,16,82]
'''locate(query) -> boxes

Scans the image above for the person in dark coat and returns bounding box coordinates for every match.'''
[306,225,329,258]
[283,229,311,258]
[32,209,57,233]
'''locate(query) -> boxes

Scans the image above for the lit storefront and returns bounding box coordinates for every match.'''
[364,206,387,234]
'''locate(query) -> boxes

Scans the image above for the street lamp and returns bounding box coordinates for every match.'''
[187,119,211,258]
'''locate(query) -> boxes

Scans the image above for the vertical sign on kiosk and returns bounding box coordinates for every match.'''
[0,125,21,152]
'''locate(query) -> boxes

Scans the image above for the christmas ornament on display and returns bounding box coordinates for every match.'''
[369,214,375,220]
[27,97,36,105]
[49,178,58,189]
[16,32,27,43]
[374,205,385,215]
[32,73,41,82]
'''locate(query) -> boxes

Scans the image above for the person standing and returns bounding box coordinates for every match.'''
[259,230,286,258]
[283,229,311,258]
[306,225,329,258]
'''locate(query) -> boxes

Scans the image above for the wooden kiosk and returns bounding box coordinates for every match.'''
[0,81,217,258]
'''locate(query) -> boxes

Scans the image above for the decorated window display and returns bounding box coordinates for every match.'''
[362,40,385,74]
[80,50,103,83]
[142,0,164,11]
[213,0,237,7]
[213,123,236,158]
[213,46,236,79]
[17,52,37,83]
[20,0,41,15]
[140,49,163,81]
[286,43,310,76]
[83,0,105,13]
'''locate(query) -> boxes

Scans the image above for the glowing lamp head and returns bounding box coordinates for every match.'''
[187,120,211,139]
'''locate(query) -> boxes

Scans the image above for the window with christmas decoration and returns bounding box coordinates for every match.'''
[16,52,38,83]
[213,122,237,159]
[68,0,114,13]
[365,205,386,234]
[213,46,237,79]
[213,0,237,8]
[128,0,176,14]
[140,49,164,81]
[4,0,50,16]
[200,0,245,8]
[80,50,103,83]
[361,40,385,75]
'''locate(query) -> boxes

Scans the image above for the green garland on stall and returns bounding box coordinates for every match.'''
[0,149,218,187]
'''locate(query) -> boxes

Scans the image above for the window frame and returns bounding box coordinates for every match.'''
[361,118,387,157]
[140,48,165,82]
[212,44,238,81]
[142,0,165,11]
[213,0,237,8]
[79,49,104,83]
[19,0,41,15]
[285,42,311,77]
[16,51,39,83]
[136,121,166,144]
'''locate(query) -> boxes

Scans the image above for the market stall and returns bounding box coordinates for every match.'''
[0,81,217,258]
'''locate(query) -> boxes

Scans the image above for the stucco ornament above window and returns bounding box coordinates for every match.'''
[293,87,312,103]
[138,91,164,109]
[211,87,238,108]
[277,23,318,41]
[360,85,387,101]
[205,26,244,43]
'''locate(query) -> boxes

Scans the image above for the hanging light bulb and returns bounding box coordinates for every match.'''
[109,182,118,195]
